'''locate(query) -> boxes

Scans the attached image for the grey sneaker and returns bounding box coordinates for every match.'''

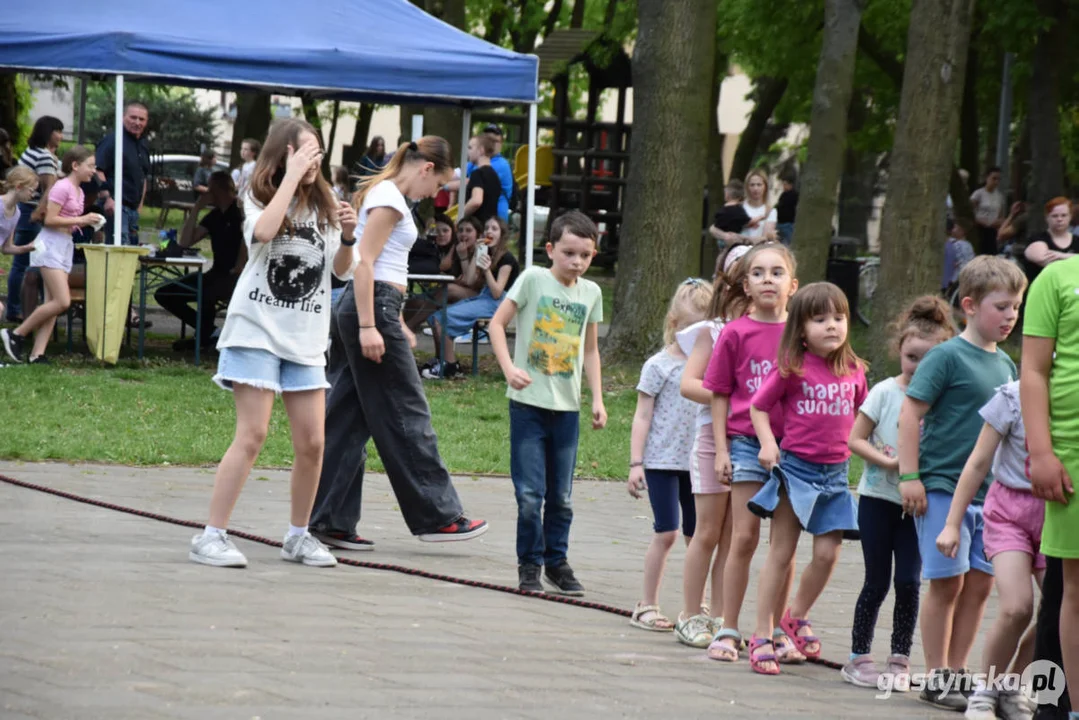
[281,532,337,567]
[674,613,714,648]
[921,668,968,711]
[189,531,247,568]
[965,692,998,720]
[518,563,543,592]
[841,654,881,688]
[996,691,1035,720]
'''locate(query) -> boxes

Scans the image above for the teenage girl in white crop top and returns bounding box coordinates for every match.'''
[307,137,490,548]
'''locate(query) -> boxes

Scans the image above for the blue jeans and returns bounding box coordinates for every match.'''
[5,205,40,320]
[103,205,140,246]
[777,222,794,246]
[509,400,579,567]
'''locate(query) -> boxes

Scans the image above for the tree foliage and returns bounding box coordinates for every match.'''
[83,82,218,153]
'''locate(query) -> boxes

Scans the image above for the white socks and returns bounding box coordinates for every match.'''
[287,524,307,538]
[203,525,227,537]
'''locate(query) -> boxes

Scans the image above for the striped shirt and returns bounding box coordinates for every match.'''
[18,146,60,206]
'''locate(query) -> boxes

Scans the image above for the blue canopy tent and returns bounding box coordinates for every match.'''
[0,0,542,257]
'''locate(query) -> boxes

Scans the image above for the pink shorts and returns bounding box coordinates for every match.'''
[690,424,730,495]
[982,482,1046,570]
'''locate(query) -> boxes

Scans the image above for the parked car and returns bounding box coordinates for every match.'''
[145,154,229,208]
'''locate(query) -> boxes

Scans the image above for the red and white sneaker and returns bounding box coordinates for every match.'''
[418,517,489,543]
[311,530,375,551]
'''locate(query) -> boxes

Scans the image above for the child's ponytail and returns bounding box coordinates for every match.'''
[351,136,453,210]
[889,295,957,356]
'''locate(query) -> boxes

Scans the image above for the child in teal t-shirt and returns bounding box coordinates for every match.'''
[489,210,606,596]
[897,256,1027,710]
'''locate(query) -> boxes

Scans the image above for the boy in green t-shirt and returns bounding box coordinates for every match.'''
[897,256,1027,710]
[489,210,607,595]
[1021,255,1079,716]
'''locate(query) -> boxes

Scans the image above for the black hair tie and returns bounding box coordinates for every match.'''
[408,141,418,152]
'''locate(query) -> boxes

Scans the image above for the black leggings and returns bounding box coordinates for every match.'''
[1034,556,1071,717]
[850,495,922,657]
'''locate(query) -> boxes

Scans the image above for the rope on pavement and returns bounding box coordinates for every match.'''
[0,471,843,670]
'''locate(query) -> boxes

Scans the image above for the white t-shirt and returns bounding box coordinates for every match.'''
[740,201,777,239]
[979,381,1030,492]
[237,160,256,197]
[675,319,725,427]
[855,377,905,505]
[971,187,1004,227]
[358,180,417,286]
[216,192,354,366]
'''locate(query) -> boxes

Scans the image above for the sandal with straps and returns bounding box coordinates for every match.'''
[747,634,780,675]
[707,628,742,662]
[630,602,674,632]
[779,608,821,659]
[772,628,806,664]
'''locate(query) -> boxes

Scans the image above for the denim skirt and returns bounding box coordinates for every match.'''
[747,450,858,535]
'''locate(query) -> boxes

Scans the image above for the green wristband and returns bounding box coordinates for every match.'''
[898,472,920,483]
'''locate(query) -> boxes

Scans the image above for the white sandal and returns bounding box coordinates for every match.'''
[630,602,674,632]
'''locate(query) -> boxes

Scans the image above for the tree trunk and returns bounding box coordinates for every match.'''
[324,100,340,176]
[229,92,272,167]
[790,0,865,283]
[570,0,586,28]
[959,39,979,184]
[342,103,375,171]
[704,43,728,276]
[605,0,716,361]
[1026,0,1068,235]
[872,0,975,371]
[728,77,787,183]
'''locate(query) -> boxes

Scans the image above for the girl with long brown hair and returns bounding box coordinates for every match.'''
[423,215,519,379]
[310,137,488,551]
[189,118,359,569]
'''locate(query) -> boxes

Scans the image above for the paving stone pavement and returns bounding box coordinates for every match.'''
[0,461,993,719]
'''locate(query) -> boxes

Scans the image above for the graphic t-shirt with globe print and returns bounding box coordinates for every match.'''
[216,192,354,366]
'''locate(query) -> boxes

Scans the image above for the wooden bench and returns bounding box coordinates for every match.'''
[65,288,86,353]
[157,201,196,229]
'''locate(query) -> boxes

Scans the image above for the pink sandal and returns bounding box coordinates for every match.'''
[747,634,781,675]
[779,608,821,659]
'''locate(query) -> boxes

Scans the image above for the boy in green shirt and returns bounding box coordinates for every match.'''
[898,256,1027,710]
[1021,255,1079,717]
[489,210,606,595]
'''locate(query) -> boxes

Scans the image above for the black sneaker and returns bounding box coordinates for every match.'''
[919,668,968,711]
[417,516,489,543]
[518,563,544,592]
[311,529,375,551]
[29,355,51,365]
[1,328,26,363]
[543,562,585,596]
[420,360,461,380]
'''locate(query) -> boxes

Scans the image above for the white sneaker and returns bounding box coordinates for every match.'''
[996,691,1035,720]
[281,531,337,567]
[964,693,997,720]
[189,531,247,567]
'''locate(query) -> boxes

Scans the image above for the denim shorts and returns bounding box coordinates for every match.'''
[915,489,993,580]
[213,346,329,394]
[748,450,858,535]
[729,435,771,484]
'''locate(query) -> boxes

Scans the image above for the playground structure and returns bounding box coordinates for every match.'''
[472,30,633,267]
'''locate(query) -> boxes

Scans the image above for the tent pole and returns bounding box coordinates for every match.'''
[457,108,471,212]
[526,103,538,269]
[113,75,124,247]
[77,78,88,144]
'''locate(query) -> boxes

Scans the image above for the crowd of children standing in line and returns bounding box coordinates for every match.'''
[624,237,1078,720]
[6,117,1076,718]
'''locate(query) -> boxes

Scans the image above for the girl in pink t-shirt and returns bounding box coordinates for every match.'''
[746,282,867,675]
[1,146,102,364]
[701,243,803,664]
